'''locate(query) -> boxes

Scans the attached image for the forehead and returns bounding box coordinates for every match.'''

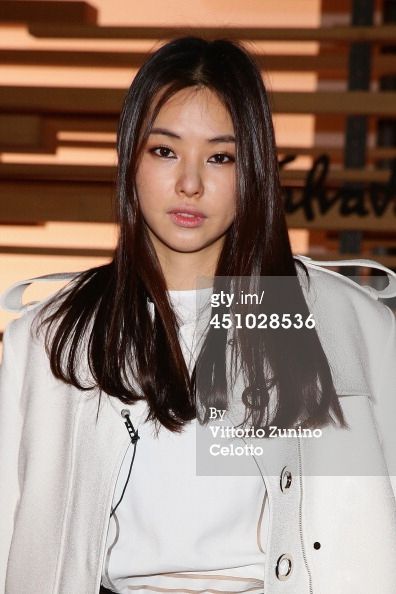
[151,86,234,132]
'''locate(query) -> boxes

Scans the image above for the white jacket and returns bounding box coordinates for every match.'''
[0,255,396,594]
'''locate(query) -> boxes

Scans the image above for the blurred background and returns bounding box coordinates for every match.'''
[1,0,396,346]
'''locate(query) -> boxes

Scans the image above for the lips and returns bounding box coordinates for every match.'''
[167,207,206,218]
[168,209,206,228]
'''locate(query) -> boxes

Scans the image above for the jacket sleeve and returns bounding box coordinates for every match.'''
[369,303,396,501]
[0,320,23,593]
[299,255,396,498]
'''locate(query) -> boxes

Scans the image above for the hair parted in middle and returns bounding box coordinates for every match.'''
[34,36,347,435]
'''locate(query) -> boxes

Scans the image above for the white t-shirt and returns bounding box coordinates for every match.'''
[101,288,268,594]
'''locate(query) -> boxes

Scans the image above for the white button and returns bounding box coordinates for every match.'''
[280,466,292,491]
[276,554,293,580]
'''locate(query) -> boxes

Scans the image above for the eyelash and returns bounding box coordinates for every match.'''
[149,145,235,164]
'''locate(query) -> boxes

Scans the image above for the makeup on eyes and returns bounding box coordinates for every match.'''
[148,145,235,163]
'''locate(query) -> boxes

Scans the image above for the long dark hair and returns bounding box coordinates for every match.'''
[34,36,346,433]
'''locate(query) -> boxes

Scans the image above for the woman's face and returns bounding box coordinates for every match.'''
[135,86,236,260]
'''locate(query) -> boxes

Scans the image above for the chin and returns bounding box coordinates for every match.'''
[166,231,226,254]
[158,233,208,252]
[167,241,209,254]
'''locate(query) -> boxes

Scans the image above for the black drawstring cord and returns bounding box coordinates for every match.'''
[110,409,140,518]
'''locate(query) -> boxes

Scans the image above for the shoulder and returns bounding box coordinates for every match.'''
[0,271,82,315]
[294,254,396,308]
[293,256,396,395]
[0,270,85,352]
[293,254,396,350]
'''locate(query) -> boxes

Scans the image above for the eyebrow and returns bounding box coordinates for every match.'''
[150,127,235,143]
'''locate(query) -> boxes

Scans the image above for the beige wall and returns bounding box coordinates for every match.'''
[0,0,321,334]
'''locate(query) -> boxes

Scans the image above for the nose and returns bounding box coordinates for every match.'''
[175,162,204,199]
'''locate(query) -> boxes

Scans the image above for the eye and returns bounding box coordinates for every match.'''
[149,145,176,159]
[208,153,235,165]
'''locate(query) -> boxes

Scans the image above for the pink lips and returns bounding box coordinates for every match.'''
[167,207,206,228]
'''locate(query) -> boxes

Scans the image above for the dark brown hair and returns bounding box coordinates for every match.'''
[34,36,346,434]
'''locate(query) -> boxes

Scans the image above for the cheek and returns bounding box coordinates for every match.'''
[207,169,235,200]
[222,195,237,227]
[217,178,236,219]
[136,166,158,212]
[136,159,153,194]
[136,160,173,207]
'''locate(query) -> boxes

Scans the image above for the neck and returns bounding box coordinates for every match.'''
[151,238,222,291]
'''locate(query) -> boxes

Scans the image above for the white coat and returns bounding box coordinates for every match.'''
[0,255,396,594]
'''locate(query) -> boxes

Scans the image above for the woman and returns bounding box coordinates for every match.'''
[1,36,396,594]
